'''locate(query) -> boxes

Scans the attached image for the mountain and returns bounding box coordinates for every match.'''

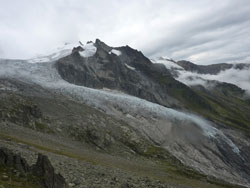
[56,39,211,110]
[0,40,250,188]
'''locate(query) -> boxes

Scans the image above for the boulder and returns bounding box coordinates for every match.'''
[32,154,68,188]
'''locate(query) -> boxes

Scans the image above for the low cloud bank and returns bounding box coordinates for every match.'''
[176,66,250,95]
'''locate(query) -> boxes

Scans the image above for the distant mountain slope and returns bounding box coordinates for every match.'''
[153,57,250,131]
[175,60,250,75]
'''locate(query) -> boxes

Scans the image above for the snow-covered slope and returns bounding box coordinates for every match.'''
[27,41,97,63]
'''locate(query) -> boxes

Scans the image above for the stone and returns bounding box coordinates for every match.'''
[68,182,75,187]
[32,154,68,188]
[0,147,29,173]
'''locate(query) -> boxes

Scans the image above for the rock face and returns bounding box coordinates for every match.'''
[56,39,210,110]
[0,147,68,188]
[0,147,29,173]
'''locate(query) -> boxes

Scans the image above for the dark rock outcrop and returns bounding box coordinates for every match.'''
[0,147,68,188]
[32,154,68,188]
[0,147,29,173]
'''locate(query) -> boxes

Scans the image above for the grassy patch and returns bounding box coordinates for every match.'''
[34,121,54,134]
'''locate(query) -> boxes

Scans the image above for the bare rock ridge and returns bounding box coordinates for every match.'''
[0,147,68,188]
[175,60,250,74]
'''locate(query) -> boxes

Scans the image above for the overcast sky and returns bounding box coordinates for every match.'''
[0,0,250,64]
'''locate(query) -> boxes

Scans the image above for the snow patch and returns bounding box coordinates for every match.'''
[125,63,136,71]
[152,57,184,70]
[110,49,122,56]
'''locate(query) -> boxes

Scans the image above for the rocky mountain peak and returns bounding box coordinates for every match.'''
[56,40,211,110]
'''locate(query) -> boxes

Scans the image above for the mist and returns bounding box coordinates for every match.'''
[176,66,250,95]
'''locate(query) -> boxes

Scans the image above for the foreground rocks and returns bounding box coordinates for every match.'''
[0,147,29,174]
[0,147,68,188]
[0,138,185,188]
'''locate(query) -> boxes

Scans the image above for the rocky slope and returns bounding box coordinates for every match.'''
[0,40,250,188]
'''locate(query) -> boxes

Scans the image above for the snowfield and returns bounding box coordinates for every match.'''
[27,41,97,63]
[79,42,97,58]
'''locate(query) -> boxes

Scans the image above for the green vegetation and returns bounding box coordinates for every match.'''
[194,89,250,132]
[33,121,54,134]
[158,74,213,111]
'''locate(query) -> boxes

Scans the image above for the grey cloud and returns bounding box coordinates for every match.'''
[148,1,250,64]
[0,0,249,65]
[176,66,250,95]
